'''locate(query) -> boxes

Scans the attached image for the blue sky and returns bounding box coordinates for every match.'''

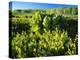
[9,1,78,10]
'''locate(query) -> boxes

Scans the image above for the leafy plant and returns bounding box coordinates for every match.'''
[9,8,78,58]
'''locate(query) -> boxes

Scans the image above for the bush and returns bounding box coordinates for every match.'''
[10,9,78,58]
[11,28,78,58]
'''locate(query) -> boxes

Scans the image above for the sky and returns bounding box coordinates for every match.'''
[9,1,78,10]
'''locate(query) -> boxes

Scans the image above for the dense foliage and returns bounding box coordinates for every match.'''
[9,8,78,58]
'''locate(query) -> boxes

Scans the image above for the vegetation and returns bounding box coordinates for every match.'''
[9,8,78,58]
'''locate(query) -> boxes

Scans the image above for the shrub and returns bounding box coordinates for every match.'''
[11,28,78,58]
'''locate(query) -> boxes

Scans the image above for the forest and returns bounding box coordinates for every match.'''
[9,8,78,58]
